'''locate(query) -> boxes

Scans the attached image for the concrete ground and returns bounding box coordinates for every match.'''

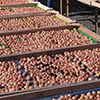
[38,0,100,35]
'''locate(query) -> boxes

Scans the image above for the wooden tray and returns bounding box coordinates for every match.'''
[0,43,100,100]
[0,2,54,17]
[0,2,53,11]
[0,24,99,57]
[0,11,56,19]
[0,24,99,42]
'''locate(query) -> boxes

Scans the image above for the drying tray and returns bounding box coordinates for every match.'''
[0,2,53,14]
[0,24,99,55]
[34,87,100,100]
[0,1,53,11]
[0,11,70,34]
[0,43,100,100]
[0,6,74,24]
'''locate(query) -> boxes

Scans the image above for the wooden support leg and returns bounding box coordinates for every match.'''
[95,7,98,34]
[60,0,63,15]
[66,0,69,17]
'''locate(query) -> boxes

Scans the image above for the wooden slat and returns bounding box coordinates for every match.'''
[0,12,55,19]
[77,0,93,6]
[0,3,38,7]
[56,13,73,23]
[35,1,52,11]
[79,25,100,40]
[0,2,54,12]
[0,80,100,100]
[0,24,80,36]
[0,43,99,61]
[0,23,99,40]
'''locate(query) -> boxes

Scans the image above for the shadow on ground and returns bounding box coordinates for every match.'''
[38,0,100,34]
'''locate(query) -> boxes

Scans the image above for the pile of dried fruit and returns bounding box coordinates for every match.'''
[0,7,44,16]
[0,15,67,31]
[52,91,100,100]
[0,45,11,56]
[0,29,93,53]
[0,0,28,4]
[0,48,100,93]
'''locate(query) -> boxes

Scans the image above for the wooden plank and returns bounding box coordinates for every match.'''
[79,25,100,40]
[56,13,75,23]
[0,1,73,24]
[0,43,99,61]
[0,80,100,100]
[28,1,53,11]
[37,2,52,11]
[1,21,99,41]
[0,2,38,7]
[60,0,63,14]
[66,0,69,17]
[0,12,55,19]
[0,24,80,36]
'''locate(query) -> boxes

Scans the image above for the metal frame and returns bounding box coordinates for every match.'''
[0,2,38,7]
[95,7,98,34]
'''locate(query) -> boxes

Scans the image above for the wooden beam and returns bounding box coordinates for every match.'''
[0,43,99,61]
[60,0,63,15]
[95,7,98,34]
[0,3,38,7]
[66,0,69,17]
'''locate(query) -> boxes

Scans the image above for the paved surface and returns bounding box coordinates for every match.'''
[38,0,100,35]
[69,0,100,35]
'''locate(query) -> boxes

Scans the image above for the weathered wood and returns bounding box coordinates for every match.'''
[0,24,80,36]
[95,7,98,34]
[0,3,38,7]
[0,80,100,100]
[60,0,63,14]
[0,2,54,12]
[0,12,55,19]
[66,0,69,17]
[0,43,99,61]
[0,23,99,40]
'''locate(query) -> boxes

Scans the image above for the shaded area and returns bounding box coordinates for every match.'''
[38,0,100,35]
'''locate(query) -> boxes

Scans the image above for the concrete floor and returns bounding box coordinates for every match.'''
[39,0,100,35]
